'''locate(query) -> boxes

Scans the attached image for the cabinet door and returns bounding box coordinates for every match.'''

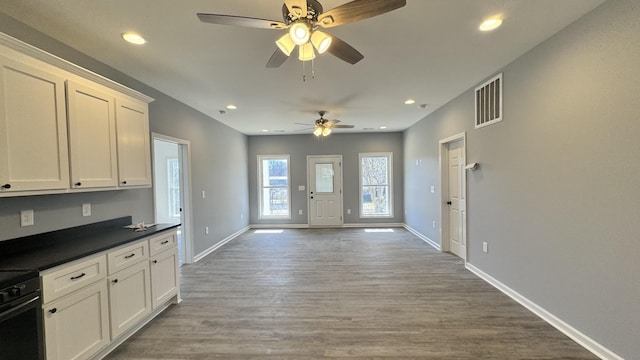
[150,249,179,309]
[108,260,152,339]
[43,281,109,360]
[115,98,151,187]
[0,55,69,193]
[67,81,118,189]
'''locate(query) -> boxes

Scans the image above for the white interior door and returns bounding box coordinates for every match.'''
[308,156,343,227]
[447,140,466,259]
[153,135,193,265]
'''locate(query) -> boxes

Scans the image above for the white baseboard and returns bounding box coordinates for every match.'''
[193,226,250,262]
[403,224,441,250]
[466,263,623,360]
[250,223,309,229]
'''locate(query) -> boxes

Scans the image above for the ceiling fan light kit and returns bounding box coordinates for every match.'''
[197,0,407,68]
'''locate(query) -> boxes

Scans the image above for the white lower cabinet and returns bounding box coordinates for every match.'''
[42,281,110,360]
[108,260,151,339]
[40,230,178,360]
[150,248,179,309]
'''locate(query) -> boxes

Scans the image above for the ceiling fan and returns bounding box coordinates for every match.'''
[296,111,355,136]
[197,0,407,68]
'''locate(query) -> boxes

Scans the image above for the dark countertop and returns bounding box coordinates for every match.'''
[0,217,180,272]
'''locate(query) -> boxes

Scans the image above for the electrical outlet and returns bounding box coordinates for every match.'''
[299,209,303,215]
[432,221,436,229]
[430,185,435,193]
[82,203,91,217]
[20,210,34,227]
[202,190,206,199]
[240,213,244,219]
[205,227,209,235]
[347,209,351,215]
[483,242,489,253]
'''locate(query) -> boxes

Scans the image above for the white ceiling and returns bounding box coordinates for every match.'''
[0,0,605,135]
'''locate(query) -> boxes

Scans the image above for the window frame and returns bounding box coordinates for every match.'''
[258,154,291,220]
[359,152,393,218]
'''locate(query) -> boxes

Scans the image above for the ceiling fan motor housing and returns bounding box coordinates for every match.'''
[282,0,323,24]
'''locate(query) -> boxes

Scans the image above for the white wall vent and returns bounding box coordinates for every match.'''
[475,73,502,129]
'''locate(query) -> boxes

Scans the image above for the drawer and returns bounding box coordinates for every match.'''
[107,240,148,274]
[149,231,177,256]
[41,254,107,304]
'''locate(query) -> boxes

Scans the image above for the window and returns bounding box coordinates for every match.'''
[167,158,181,219]
[258,155,291,219]
[359,152,393,218]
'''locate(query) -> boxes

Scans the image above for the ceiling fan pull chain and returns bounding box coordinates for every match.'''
[302,58,307,82]
[311,58,316,80]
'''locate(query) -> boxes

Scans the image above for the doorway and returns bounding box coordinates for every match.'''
[307,155,343,227]
[439,133,467,260]
[152,133,193,265]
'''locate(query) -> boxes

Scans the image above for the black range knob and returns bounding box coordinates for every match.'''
[8,287,20,297]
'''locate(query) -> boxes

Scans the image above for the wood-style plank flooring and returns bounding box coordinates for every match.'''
[105,228,597,359]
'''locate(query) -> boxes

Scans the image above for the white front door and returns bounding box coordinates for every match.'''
[447,140,466,259]
[308,156,343,227]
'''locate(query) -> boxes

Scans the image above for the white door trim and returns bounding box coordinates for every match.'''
[152,133,194,265]
[307,155,344,227]
[439,132,467,261]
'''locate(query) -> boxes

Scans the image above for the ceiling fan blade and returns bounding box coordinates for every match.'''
[294,122,312,126]
[327,36,364,65]
[333,124,355,128]
[266,49,289,68]
[317,0,406,28]
[197,13,287,29]
[285,0,308,18]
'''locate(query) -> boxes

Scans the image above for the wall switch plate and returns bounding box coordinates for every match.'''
[347,209,351,215]
[432,220,436,229]
[202,190,206,199]
[298,185,305,191]
[483,242,489,253]
[205,227,209,235]
[20,210,34,227]
[299,209,303,215]
[82,203,91,217]
[431,185,435,193]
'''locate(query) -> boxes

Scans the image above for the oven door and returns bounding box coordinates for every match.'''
[0,291,44,360]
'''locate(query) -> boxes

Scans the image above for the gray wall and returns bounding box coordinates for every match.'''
[0,13,250,256]
[404,0,639,357]
[248,133,403,225]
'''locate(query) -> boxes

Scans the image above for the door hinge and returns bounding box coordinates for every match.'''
[339,162,342,167]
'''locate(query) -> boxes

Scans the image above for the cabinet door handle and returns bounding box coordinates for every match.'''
[121,180,127,185]
[124,253,135,259]
[152,260,158,264]
[160,240,169,245]
[75,182,82,187]
[49,308,57,314]
[1,184,10,189]
[112,279,119,284]
[70,273,86,280]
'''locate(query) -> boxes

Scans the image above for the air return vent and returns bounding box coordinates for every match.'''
[475,73,502,129]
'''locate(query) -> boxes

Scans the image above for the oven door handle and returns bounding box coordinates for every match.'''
[0,295,40,320]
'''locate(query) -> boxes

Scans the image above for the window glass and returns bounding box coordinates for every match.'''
[360,153,393,217]
[258,156,290,218]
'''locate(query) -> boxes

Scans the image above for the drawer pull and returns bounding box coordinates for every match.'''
[49,308,57,314]
[124,253,136,259]
[1,184,11,189]
[160,240,169,245]
[70,273,86,280]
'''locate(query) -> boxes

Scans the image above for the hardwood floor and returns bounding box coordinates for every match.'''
[105,228,597,359]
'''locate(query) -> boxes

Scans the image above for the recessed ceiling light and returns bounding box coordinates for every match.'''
[479,18,503,32]
[121,32,146,45]
[404,99,416,105]
[226,104,237,110]
[380,126,387,129]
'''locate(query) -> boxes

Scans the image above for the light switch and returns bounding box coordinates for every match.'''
[430,185,435,193]
[298,185,305,191]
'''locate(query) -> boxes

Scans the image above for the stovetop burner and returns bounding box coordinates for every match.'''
[0,270,38,290]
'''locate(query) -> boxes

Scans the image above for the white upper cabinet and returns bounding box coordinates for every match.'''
[116,98,152,187]
[66,80,118,189]
[0,55,69,193]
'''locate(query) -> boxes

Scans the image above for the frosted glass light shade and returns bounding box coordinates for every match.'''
[311,31,332,54]
[289,22,310,45]
[313,127,323,136]
[298,42,316,61]
[322,127,332,136]
[276,33,295,56]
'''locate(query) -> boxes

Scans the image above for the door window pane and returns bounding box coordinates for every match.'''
[315,163,334,193]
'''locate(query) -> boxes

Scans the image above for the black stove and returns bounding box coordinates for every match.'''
[0,270,39,304]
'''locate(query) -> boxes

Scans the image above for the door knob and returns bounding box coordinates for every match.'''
[310,196,314,199]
